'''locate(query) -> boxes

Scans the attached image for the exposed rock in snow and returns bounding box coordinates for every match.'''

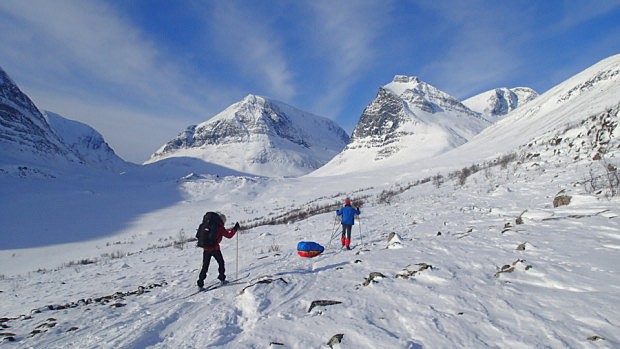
[463,87,539,119]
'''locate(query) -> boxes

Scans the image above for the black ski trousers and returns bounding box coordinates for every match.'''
[198,249,226,283]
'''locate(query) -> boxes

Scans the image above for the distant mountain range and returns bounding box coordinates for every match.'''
[311,54,619,176]
[3,54,619,179]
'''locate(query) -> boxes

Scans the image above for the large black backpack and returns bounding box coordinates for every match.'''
[195,212,222,248]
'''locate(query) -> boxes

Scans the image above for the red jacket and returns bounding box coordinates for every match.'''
[203,223,237,252]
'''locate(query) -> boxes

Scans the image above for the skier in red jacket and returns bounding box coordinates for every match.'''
[196,212,239,289]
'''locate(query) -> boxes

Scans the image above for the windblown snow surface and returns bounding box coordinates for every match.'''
[1,55,620,348]
[1,115,619,348]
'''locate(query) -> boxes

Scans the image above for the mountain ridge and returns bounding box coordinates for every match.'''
[146,94,349,177]
[311,75,492,176]
[43,111,130,172]
[0,66,79,170]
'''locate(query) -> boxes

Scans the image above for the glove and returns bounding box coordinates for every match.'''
[234,222,240,231]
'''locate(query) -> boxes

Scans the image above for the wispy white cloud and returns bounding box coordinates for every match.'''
[413,1,529,98]
[551,0,620,32]
[0,1,190,105]
[415,0,620,99]
[306,0,392,117]
[0,0,231,162]
[208,2,296,101]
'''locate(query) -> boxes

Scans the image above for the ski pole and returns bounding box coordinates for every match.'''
[358,216,363,246]
[236,226,239,280]
[327,215,339,248]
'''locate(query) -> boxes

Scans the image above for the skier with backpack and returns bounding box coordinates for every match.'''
[195,212,240,289]
[336,198,361,250]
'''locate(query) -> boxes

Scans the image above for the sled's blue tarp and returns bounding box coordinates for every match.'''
[297,241,325,257]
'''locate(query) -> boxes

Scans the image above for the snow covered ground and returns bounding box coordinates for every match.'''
[1,55,619,348]
[1,121,619,348]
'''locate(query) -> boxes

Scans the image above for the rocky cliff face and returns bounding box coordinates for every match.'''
[0,66,77,167]
[346,76,490,161]
[350,87,408,145]
[463,87,538,118]
[311,76,493,176]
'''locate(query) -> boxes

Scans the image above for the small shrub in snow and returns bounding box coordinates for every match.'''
[64,258,97,267]
[174,229,188,250]
[432,173,444,188]
[498,152,518,169]
[101,251,127,259]
[268,240,281,253]
[457,166,472,186]
[515,209,527,225]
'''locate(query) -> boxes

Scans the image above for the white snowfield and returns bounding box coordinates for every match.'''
[1,54,619,348]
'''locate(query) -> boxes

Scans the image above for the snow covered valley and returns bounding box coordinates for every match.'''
[1,115,619,348]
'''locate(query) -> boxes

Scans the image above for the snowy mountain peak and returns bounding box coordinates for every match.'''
[385,75,427,98]
[147,95,349,177]
[311,76,491,176]
[385,75,481,117]
[463,87,539,118]
[392,74,421,84]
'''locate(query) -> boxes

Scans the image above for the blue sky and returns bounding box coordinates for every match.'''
[1,0,619,163]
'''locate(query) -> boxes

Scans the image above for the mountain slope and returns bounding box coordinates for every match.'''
[463,87,539,119]
[146,94,349,177]
[43,111,129,172]
[446,53,620,164]
[311,76,491,176]
[0,66,79,172]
